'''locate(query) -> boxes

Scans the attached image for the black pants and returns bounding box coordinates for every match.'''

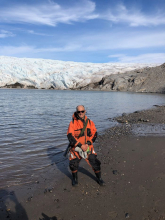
[69,154,101,173]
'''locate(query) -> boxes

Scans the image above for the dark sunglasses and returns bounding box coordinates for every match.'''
[77,110,85,113]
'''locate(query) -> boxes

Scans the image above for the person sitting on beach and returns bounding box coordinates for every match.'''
[67,105,105,186]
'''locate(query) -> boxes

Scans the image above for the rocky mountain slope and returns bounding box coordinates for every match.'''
[79,63,165,93]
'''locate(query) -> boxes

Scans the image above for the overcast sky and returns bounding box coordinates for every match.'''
[0,0,165,63]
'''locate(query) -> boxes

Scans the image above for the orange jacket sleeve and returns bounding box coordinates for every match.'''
[67,121,82,148]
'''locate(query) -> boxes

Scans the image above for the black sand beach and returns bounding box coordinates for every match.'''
[0,105,165,220]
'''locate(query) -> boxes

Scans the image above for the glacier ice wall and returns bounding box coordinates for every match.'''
[0,56,160,89]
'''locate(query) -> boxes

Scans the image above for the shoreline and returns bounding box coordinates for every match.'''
[0,105,165,220]
[1,87,165,97]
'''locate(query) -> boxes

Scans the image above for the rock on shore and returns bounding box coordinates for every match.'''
[79,63,165,93]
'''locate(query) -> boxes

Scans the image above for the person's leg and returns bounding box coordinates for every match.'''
[69,157,81,186]
[87,154,100,172]
[86,152,105,186]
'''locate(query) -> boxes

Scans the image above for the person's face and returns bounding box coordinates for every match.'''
[77,106,86,119]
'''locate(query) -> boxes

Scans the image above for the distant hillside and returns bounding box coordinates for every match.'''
[79,63,165,94]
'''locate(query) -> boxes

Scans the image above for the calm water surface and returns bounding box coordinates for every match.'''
[0,89,165,187]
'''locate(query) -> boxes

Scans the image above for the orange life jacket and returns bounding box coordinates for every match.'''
[67,113,97,148]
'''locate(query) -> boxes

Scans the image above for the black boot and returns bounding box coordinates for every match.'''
[72,172,78,186]
[95,172,105,186]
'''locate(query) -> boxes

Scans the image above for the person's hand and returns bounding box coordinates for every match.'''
[81,144,88,152]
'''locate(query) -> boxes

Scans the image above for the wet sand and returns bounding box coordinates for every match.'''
[1,105,165,220]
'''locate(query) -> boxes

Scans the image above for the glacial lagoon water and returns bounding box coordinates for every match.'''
[0,89,165,187]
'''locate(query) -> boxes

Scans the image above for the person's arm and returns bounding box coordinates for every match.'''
[67,121,82,148]
[87,120,97,145]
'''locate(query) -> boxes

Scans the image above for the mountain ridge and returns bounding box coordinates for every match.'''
[79,63,165,93]
[0,56,162,91]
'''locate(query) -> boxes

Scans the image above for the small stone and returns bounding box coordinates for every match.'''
[44,189,48,194]
[143,119,149,122]
[117,119,125,123]
[112,170,118,175]
[108,211,118,218]
[26,196,32,202]
[125,213,130,218]
[48,188,53,193]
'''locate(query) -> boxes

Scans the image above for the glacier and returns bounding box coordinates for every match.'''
[0,56,160,89]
